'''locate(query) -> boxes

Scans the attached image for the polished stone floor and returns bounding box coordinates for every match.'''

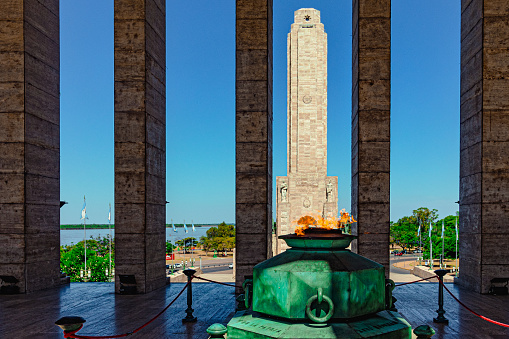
[0,282,236,339]
[393,283,509,338]
[1,281,508,338]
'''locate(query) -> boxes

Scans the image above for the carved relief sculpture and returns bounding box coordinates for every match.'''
[281,182,288,202]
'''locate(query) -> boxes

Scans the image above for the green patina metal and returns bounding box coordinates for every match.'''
[413,325,435,338]
[227,309,412,338]
[206,323,228,338]
[226,230,412,338]
[253,233,385,320]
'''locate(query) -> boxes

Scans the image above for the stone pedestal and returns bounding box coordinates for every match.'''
[227,309,411,338]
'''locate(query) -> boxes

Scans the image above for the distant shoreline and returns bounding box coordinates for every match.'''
[60,224,232,230]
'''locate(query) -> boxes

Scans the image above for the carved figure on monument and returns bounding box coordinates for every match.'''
[281,182,288,202]
[326,180,333,202]
[275,8,339,254]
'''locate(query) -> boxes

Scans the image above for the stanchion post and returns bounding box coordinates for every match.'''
[433,269,449,324]
[182,269,197,323]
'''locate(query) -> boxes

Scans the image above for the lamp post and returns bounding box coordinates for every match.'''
[429,221,433,271]
[108,203,112,282]
[80,196,88,281]
[455,215,459,277]
[440,218,445,269]
[191,238,195,267]
[455,201,460,277]
[84,217,87,279]
[418,219,422,266]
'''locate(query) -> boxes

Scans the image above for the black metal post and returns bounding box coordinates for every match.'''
[182,269,197,323]
[433,269,449,324]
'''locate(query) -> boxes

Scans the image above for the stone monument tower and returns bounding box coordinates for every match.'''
[276,8,338,254]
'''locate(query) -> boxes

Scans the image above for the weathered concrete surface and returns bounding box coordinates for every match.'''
[235,0,273,291]
[275,9,339,255]
[0,0,60,293]
[459,0,509,293]
[351,0,391,276]
[114,0,166,294]
[412,266,454,283]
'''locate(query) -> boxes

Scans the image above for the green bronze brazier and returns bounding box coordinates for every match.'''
[253,229,385,321]
[227,229,412,338]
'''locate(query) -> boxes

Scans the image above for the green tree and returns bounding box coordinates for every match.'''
[411,207,439,241]
[174,237,197,253]
[412,207,439,226]
[422,215,458,260]
[199,236,211,255]
[206,222,235,238]
[60,236,114,282]
[166,241,175,254]
[391,216,418,251]
[200,222,235,254]
[390,208,458,262]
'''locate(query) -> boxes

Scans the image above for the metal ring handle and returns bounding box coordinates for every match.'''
[305,288,334,323]
[242,279,253,309]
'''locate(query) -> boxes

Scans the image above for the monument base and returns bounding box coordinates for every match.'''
[227,309,411,338]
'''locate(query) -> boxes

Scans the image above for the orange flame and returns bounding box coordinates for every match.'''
[338,209,356,227]
[293,209,356,236]
[295,215,317,236]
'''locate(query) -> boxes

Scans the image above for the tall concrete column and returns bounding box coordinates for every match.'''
[351,0,391,276]
[114,0,166,294]
[235,0,273,289]
[459,0,509,293]
[0,0,60,293]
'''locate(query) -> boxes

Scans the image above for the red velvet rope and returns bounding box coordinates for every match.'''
[439,279,509,328]
[395,274,509,328]
[394,275,438,287]
[62,273,509,337]
[64,279,192,339]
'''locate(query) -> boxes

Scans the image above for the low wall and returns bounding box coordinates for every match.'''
[166,268,203,284]
[412,266,455,283]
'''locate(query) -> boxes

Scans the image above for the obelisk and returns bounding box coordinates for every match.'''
[276,8,338,254]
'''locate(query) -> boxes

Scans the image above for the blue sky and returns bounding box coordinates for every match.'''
[60,1,460,225]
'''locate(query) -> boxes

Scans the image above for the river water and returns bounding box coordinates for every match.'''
[60,227,212,246]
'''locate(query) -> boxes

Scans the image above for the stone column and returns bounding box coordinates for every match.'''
[0,0,60,293]
[459,0,509,293]
[235,0,273,290]
[351,0,391,276]
[114,0,166,293]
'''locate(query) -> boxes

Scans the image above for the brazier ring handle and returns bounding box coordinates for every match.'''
[305,288,334,323]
